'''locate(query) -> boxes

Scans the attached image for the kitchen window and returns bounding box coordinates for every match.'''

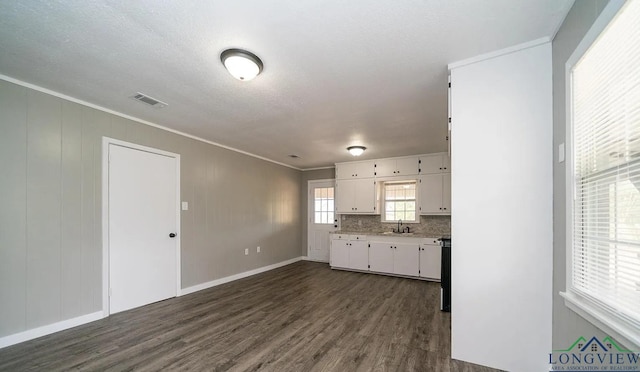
[382,181,418,223]
[562,0,640,348]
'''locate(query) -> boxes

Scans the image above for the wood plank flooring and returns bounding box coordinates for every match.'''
[0,261,501,371]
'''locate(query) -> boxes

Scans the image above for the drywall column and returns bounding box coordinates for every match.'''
[448,41,552,372]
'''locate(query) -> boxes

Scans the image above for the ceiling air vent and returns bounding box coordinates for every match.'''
[130,92,168,108]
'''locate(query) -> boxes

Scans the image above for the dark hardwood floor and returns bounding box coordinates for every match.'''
[0,261,500,371]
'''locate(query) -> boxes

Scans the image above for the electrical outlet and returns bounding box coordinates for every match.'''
[257,246,261,253]
[244,248,249,255]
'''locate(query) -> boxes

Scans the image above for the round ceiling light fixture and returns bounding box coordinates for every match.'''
[347,146,366,156]
[220,48,263,81]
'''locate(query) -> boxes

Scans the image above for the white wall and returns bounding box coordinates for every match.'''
[449,42,553,371]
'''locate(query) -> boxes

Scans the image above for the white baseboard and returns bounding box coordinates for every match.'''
[179,256,304,296]
[302,256,329,263]
[0,257,304,349]
[0,311,104,349]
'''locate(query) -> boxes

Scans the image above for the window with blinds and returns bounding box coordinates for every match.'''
[569,0,640,339]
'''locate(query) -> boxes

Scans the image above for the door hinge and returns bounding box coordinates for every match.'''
[448,82,451,88]
[368,264,370,269]
[368,243,370,247]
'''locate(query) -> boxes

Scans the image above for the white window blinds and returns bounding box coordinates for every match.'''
[571,0,640,327]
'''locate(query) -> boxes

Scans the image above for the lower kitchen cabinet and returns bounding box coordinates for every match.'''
[394,243,420,277]
[330,239,349,268]
[331,234,368,270]
[420,240,442,280]
[349,240,369,271]
[369,241,420,276]
[369,242,394,273]
[331,234,441,282]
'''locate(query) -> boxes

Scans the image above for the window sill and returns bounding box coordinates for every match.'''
[560,290,640,350]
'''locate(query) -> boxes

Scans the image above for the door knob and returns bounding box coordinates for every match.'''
[169,233,176,238]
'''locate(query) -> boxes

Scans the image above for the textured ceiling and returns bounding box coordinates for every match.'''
[0,0,573,169]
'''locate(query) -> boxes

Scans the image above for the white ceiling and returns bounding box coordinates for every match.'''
[0,0,573,169]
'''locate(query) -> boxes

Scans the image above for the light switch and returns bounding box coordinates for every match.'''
[181,201,189,210]
[559,143,565,163]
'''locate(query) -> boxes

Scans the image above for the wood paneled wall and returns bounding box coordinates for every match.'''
[0,79,302,338]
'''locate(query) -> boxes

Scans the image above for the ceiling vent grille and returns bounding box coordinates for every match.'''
[130,92,168,108]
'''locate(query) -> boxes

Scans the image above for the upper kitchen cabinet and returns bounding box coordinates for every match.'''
[374,156,419,177]
[335,160,375,179]
[419,173,451,215]
[335,178,376,214]
[419,153,451,174]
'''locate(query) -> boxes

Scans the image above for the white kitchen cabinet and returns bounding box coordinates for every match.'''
[442,172,451,212]
[335,178,376,213]
[349,240,369,271]
[420,239,441,280]
[329,234,349,268]
[331,234,368,270]
[335,160,375,179]
[419,173,451,215]
[330,238,349,268]
[394,243,420,276]
[369,240,420,276]
[374,156,419,177]
[419,153,451,174]
[368,242,394,273]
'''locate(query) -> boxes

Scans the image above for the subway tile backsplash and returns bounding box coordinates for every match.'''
[340,215,451,236]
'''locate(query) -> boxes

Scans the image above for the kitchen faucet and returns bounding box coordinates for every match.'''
[395,219,403,233]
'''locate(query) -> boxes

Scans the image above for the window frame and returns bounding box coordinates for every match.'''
[381,180,419,223]
[312,186,335,225]
[561,0,640,350]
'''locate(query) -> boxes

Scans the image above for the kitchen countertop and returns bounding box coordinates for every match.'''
[331,230,443,239]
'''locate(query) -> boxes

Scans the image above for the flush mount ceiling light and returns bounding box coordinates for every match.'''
[220,48,263,81]
[347,146,366,156]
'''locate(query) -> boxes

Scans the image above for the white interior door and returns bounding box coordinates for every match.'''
[308,180,337,262]
[108,143,179,314]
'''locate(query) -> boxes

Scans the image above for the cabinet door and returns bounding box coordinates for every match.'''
[395,157,420,176]
[419,154,443,174]
[442,155,451,172]
[420,244,441,280]
[330,239,349,268]
[335,179,355,213]
[353,178,376,213]
[419,174,443,214]
[369,242,394,273]
[394,243,420,276]
[353,161,375,178]
[336,161,375,179]
[442,173,451,213]
[349,240,369,271]
[336,162,357,179]
[374,159,396,177]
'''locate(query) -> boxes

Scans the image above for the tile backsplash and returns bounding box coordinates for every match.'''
[340,215,451,236]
